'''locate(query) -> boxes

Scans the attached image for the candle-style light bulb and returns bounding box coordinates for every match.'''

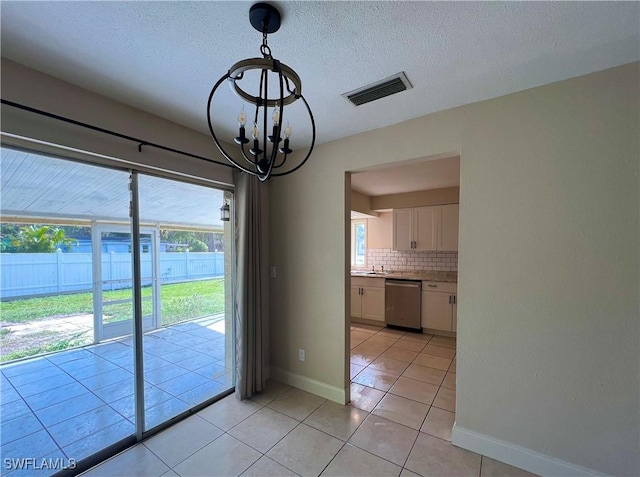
[272,107,280,126]
[252,124,259,139]
[278,120,293,155]
[238,107,246,127]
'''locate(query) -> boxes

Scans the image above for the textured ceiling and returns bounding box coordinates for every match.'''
[1,1,638,151]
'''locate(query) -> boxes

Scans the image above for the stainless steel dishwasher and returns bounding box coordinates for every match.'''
[385,280,422,330]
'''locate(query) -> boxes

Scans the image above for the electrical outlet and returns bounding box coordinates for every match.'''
[298,349,305,361]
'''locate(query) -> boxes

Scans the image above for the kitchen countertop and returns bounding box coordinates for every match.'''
[351,270,457,283]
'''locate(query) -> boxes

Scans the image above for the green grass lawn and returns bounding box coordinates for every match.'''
[0,278,225,326]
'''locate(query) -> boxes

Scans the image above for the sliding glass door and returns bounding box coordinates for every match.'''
[0,146,234,475]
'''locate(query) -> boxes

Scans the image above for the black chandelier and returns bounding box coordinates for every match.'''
[207,2,316,182]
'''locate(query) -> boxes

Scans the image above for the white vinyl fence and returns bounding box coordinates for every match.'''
[0,252,224,299]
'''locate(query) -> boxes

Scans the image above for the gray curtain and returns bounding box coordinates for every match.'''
[234,170,268,399]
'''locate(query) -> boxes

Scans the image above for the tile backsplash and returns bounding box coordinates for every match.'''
[366,248,458,272]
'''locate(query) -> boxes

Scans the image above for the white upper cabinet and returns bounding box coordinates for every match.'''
[414,206,438,251]
[392,208,414,251]
[393,205,459,251]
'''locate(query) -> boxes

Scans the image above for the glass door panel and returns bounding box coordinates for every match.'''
[138,174,233,431]
[0,147,136,473]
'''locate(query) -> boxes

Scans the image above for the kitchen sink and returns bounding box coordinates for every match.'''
[351,270,392,276]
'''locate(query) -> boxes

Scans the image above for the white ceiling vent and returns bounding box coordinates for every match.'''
[343,72,413,106]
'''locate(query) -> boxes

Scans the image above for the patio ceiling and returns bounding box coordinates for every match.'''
[0,147,225,230]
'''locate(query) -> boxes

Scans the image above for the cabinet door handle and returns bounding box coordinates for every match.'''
[449,295,452,304]
[428,284,437,288]
[453,295,456,304]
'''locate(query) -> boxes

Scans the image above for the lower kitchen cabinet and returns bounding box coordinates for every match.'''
[421,281,457,332]
[351,277,385,322]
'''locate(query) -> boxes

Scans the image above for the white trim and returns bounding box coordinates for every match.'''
[270,367,346,404]
[451,425,607,477]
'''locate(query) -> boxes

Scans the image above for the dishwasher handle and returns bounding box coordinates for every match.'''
[386,280,421,289]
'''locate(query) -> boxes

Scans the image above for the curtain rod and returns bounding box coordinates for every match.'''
[0,98,234,169]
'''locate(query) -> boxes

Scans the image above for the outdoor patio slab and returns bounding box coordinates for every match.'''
[47,405,124,448]
[1,412,43,444]
[109,386,175,419]
[178,380,228,405]
[12,373,76,397]
[6,367,69,387]
[91,378,152,403]
[145,397,192,429]
[23,381,88,411]
[0,398,32,421]
[193,362,227,379]
[0,316,230,477]
[0,429,60,463]
[45,348,94,365]
[61,420,135,462]
[79,368,132,392]
[57,357,120,378]
[35,392,106,427]
[2,358,56,378]
[155,371,211,396]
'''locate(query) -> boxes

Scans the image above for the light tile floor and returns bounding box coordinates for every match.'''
[0,316,231,476]
[82,324,537,477]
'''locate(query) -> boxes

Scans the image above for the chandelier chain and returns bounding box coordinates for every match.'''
[260,31,272,59]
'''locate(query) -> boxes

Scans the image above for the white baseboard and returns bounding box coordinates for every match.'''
[451,426,606,477]
[270,367,346,404]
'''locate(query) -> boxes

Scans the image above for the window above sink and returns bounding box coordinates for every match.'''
[351,219,367,269]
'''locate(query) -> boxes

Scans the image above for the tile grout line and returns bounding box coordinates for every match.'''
[349,325,457,459]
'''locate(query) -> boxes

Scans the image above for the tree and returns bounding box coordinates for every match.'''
[10,225,77,253]
[160,229,223,252]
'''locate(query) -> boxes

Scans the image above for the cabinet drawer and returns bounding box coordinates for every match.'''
[352,277,385,287]
[422,281,457,293]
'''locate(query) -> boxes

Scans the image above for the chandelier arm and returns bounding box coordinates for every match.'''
[262,64,269,169]
[257,64,277,180]
[252,69,265,127]
[271,93,316,177]
[240,142,259,166]
[273,153,288,169]
[207,72,260,176]
[272,69,287,169]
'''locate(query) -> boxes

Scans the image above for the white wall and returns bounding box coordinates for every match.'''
[1,58,232,186]
[268,63,639,476]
